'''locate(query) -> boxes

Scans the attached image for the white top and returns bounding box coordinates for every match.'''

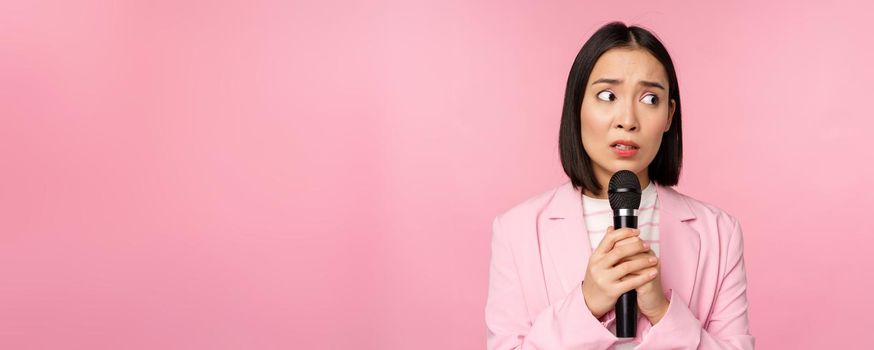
[581,181,660,349]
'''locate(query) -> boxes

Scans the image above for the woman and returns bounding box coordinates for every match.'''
[485,22,754,349]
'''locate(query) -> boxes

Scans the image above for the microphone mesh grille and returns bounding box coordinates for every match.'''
[608,170,642,210]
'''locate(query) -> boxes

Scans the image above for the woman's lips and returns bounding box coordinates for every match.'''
[611,144,639,157]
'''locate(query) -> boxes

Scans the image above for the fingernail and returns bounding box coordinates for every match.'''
[649,271,657,277]
[649,257,657,263]
[643,242,650,249]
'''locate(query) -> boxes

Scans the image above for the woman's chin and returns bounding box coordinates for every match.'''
[604,161,644,175]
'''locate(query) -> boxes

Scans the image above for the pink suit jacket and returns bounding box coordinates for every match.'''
[485,181,754,349]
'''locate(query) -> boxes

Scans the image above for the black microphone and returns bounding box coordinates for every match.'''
[608,170,642,338]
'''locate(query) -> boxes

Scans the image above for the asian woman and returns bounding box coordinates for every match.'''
[485,22,755,350]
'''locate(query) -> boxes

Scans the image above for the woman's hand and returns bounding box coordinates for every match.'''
[614,236,670,325]
[581,226,659,319]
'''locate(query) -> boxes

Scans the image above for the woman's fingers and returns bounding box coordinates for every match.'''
[616,266,659,292]
[594,226,639,256]
[603,239,651,267]
[588,227,655,299]
[609,254,658,281]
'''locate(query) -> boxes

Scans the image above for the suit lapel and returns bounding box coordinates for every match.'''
[654,184,700,307]
[539,182,700,307]
[539,182,593,299]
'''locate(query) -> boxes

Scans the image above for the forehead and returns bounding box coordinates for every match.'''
[588,48,668,84]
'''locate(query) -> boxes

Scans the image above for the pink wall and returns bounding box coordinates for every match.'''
[2,0,872,348]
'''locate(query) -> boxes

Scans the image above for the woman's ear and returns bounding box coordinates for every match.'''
[666,99,676,132]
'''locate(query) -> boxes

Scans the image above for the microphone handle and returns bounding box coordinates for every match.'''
[614,214,638,338]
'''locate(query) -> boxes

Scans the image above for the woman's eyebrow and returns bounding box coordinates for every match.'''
[591,78,666,90]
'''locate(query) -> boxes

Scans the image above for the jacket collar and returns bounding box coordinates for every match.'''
[539,181,700,307]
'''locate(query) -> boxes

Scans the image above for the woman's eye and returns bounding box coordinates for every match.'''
[596,90,616,102]
[641,94,659,105]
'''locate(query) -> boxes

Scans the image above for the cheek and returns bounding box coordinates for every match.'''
[579,112,607,144]
[645,134,664,153]
[640,126,666,156]
[580,104,611,134]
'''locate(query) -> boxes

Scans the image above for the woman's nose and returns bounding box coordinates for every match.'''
[614,110,639,131]
[617,122,638,131]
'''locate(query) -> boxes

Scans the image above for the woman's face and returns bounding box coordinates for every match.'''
[580,47,676,194]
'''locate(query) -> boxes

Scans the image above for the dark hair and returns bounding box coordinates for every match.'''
[559,21,683,196]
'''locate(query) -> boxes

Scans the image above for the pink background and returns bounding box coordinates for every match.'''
[2,0,872,348]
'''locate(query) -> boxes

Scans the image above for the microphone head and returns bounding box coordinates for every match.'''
[608,170,642,210]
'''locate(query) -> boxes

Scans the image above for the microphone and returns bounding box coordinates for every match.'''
[608,170,642,338]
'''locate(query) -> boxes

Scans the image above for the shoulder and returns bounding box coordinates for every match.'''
[659,185,745,248]
[661,185,739,224]
[490,182,567,242]
[492,183,562,226]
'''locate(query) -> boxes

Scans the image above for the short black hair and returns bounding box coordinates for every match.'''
[558,21,683,196]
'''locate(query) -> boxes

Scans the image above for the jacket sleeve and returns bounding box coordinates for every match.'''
[636,218,756,349]
[486,216,620,349]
